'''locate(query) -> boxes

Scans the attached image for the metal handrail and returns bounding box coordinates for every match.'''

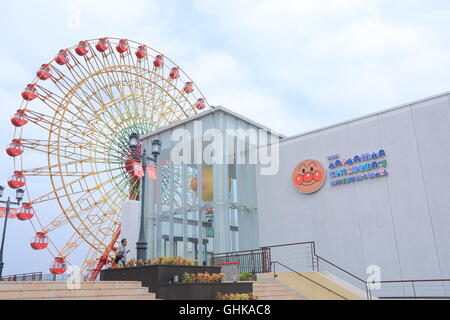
[212,248,269,256]
[375,278,450,284]
[0,272,43,281]
[271,260,348,300]
[0,272,72,282]
[314,254,366,283]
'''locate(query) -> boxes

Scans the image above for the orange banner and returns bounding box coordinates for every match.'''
[133,162,144,177]
[147,165,157,180]
[0,207,17,219]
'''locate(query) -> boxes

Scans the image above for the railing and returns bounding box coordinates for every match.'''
[373,279,450,299]
[272,261,348,300]
[1,272,43,281]
[0,272,70,282]
[263,242,372,299]
[313,253,372,299]
[211,247,271,274]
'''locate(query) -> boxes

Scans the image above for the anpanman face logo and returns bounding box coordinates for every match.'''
[292,159,326,194]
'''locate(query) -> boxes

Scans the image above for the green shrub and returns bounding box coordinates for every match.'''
[239,271,256,281]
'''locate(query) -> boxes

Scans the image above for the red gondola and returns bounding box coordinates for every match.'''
[135,45,147,59]
[116,39,129,54]
[55,50,69,65]
[49,257,67,274]
[194,98,206,110]
[169,67,180,79]
[7,171,26,189]
[21,84,38,101]
[75,41,89,56]
[183,82,194,94]
[11,110,28,127]
[153,55,164,68]
[16,203,34,221]
[30,232,48,250]
[6,139,24,157]
[96,38,109,52]
[36,64,52,80]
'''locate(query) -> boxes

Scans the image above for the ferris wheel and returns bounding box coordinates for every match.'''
[6,37,210,277]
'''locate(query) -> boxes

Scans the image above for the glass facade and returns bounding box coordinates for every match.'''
[141,108,279,265]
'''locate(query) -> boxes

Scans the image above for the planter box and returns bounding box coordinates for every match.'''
[157,282,254,300]
[100,264,222,293]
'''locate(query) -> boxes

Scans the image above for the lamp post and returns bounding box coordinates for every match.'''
[0,186,25,278]
[128,133,161,262]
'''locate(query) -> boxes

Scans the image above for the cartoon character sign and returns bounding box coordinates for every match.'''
[292,159,326,194]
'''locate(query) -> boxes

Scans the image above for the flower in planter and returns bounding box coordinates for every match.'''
[211,273,222,283]
[216,293,258,300]
[135,260,145,266]
[182,272,194,283]
[125,259,136,267]
[239,271,256,281]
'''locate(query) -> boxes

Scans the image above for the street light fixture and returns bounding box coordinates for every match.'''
[128,133,161,261]
[151,139,161,158]
[0,185,24,278]
[129,133,140,152]
[15,188,24,203]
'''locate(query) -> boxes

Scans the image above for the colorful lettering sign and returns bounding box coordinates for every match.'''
[328,150,388,186]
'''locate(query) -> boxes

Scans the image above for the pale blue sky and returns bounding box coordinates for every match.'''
[0,0,449,275]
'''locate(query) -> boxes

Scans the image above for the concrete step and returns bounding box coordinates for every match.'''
[254,286,297,292]
[253,281,280,286]
[0,286,151,300]
[0,281,157,300]
[258,294,303,300]
[252,281,304,300]
[0,281,142,291]
[256,290,301,297]
[24,292,157,300]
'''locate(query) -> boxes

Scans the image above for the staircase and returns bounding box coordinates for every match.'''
[253,280,304,300]
[257,272,366,300]
[0,281,156,300]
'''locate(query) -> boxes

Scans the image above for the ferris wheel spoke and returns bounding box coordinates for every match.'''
[66,51,120,104]
[29,166,122,205]
[24,107,115,151]
[24,110,93,140]
[23,159,116,177]
[32,83,130,144]
[61,187,123,254]
[49,67,105,110]
[60,211,117,259]
[40,174,124,234]
[35,84,98,121]
[84,42,127,99]
[21,138,117,161]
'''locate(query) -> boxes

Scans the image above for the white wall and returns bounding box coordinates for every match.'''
[119,200,140,261]
[256,93,450,296]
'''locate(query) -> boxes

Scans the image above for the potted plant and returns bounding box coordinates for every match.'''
[239,271,256,281]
